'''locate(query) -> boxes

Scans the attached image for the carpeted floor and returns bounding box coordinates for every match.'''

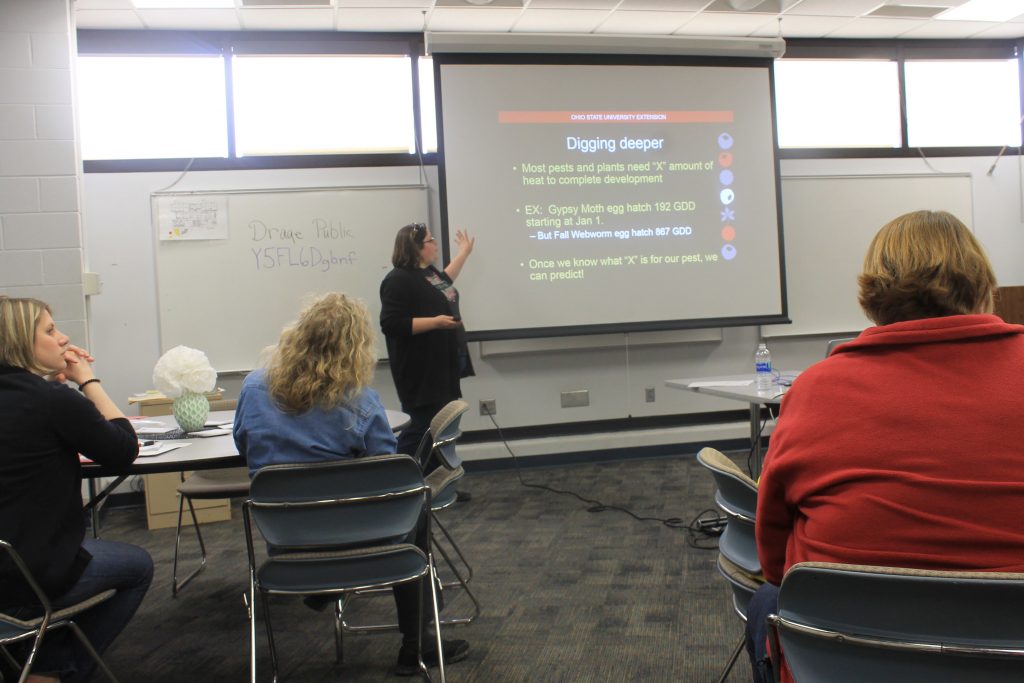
[98,453,753,682]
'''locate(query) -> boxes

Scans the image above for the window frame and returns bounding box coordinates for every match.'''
[77,29,433,172]
[77,31,1024,171]
[776,38,1024,159]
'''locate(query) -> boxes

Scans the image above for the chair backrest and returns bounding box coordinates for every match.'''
[428,400,469,470]
[825,337,855,357]
[247,455,427,551]
[697,447,760,575]
[773,562,1024,683]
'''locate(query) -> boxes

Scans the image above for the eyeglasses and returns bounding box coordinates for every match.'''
[423,236,436,243]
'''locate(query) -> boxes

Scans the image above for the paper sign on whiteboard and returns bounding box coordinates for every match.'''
[156,195,229,241]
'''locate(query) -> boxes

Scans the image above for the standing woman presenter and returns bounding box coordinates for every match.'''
[0,296,152,683]
[380,223,475,463]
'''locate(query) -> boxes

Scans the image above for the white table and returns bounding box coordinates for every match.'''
[664,373,797,476]
[83,409,411,533]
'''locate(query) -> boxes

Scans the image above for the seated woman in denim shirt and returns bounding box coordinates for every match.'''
[232,292,468,676]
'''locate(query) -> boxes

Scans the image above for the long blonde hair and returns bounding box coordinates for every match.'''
[265,293,376,413]
[0,296,51,375]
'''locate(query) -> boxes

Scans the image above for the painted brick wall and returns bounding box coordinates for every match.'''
[0,0,87,345]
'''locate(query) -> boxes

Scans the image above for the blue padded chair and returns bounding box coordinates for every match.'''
[0,540,120,683]
[242,455,445,683]
[768,562,1024,683]
[342,401,479,636]
[697,447,763,683]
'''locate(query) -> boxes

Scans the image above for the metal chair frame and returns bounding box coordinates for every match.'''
[767,562,1024,683]
[0,540,120,683]
[171,466,251,596]
[242,455,445,683]
[341,401,480,636]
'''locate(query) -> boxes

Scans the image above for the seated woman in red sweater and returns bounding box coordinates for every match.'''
[745,210,1024,682]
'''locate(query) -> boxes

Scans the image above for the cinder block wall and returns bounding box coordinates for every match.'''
[0,0,87,345]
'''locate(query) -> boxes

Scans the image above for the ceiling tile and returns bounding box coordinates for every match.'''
[617,0,707,9]
[238,8,335,29]
[74,10,146,29]
[823,16,926,38]
[755,13,851,38]
[970,22,1024,38]
[900,19,998,38]
[596,9,694,34]
[73,0,136,8]
[513,8,609,32]
[337,8,429,30]
[783,0,894,17]
[674,11,777,37]
[136,9,242,29]
[425,7,522,31]
[527,0,618,8]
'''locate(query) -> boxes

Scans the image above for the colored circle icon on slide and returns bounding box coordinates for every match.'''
[721,225,736,241]
[718,132,734,150]
[719,151,733,167]
[722,243,737,260]
[720,188,735,205]
[719,169,734,186]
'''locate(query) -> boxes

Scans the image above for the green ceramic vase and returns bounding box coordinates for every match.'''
[172,390,209,433]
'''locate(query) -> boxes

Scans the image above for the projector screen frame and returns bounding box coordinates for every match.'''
[433,52,790,342]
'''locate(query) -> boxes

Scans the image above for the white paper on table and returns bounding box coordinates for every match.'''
[135,425,178,435]
[138,442,191,458]
[687,380,755,388]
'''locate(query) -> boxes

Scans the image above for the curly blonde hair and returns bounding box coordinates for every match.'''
[858,210,996,326]
[265,293,376,413]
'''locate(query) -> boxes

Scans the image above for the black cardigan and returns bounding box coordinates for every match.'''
[0,365,138,607]
[380,266,474,408]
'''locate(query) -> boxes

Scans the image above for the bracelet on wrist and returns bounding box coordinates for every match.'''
[78,378,101,392]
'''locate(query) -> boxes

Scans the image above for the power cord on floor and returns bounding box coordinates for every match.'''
[481,409,719,548]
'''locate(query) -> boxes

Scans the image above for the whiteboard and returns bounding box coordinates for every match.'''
[765,174,974,338]
[155,185,428,371]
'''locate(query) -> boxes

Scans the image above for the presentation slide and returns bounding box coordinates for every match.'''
[435,58,788,339]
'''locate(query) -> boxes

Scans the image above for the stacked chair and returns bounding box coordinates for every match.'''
[696,447,763,683]
[341,400,480,637]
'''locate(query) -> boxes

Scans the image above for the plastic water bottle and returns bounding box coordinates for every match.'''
[755,342,773,392]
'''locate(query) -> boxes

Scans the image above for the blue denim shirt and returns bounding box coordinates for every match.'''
[233,369,398,476]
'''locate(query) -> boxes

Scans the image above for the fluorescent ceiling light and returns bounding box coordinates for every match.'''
[132,0,235,8]
[937,0,1024,22]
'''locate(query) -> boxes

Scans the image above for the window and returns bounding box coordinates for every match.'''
[774,59,901,149]
[905,59,1022,148]
[77,55,228,160]
[231,55,416,156]
[418,56,437,154]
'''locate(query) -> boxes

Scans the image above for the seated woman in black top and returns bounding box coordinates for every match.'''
[0,296,152,683]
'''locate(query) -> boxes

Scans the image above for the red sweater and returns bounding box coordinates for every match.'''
[757,314,1024,587]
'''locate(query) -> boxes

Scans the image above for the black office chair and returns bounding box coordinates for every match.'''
[768,562,1024,683]
[0,540,120,683]
[243,455,446,682]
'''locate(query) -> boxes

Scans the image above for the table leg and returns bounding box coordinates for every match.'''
[750,403,763,478]
[84,475,128,538]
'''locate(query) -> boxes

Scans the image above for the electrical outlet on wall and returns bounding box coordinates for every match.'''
[479,399,496,416]
[645,387,656,402]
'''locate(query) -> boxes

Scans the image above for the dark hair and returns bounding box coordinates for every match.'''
[391,223,427,269]
[858,210,996,326]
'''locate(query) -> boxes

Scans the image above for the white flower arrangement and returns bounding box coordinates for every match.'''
[152,345,217,398]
